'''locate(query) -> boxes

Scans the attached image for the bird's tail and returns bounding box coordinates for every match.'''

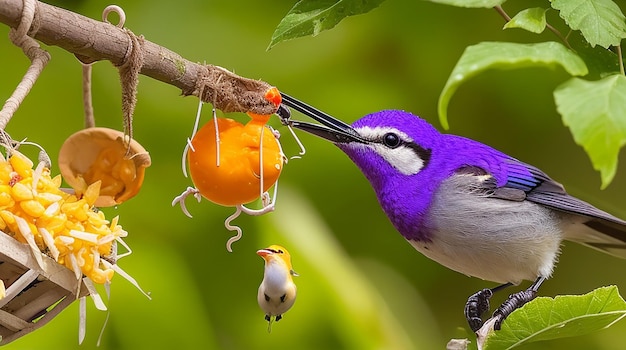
[566,218,626,259]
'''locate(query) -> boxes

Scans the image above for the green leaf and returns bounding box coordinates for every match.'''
[268,0,386,49]
[569,30,622,79]
[503,8,548,33]
[550,0,626,48]
[438,41,588,129]
[483,286,626,350]
[554,74,626,188]
[425,0,505,8]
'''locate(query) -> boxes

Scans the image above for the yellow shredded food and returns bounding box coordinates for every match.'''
[0,150,127,284]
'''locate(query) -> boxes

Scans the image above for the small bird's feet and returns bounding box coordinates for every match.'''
[264,314,282,323]
[465,288,493,332]
[264,314,283,333]
[492,288,537,330]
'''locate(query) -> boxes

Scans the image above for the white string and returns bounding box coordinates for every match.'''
[213,106,220,167]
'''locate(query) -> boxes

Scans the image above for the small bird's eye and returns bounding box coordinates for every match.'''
[382,133,401,149]
[277,249,284,254]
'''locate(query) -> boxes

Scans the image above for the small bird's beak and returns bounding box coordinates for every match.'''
[280,93,365,144]
[256,249,272,258]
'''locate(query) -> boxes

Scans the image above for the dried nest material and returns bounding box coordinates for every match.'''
[58,127,151,207]
[188,65,280,116]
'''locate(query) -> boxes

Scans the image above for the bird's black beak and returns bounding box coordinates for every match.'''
[278,93,365,144]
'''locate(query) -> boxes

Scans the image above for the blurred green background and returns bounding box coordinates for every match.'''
[1,1,626,349]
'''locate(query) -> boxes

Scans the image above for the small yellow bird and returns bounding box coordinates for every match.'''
[257,244,298,332]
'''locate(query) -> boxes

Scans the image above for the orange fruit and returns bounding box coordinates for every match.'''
[188,117,283,206]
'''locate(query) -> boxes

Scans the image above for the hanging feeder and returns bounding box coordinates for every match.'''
[0,1,152,344]
[0,232,89,344]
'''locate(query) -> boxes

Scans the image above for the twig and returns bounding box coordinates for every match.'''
[0,0,279,116]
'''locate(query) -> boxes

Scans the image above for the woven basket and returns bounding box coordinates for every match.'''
[0,232,88,344]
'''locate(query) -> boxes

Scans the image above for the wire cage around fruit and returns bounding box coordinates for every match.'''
[0,231,89,344]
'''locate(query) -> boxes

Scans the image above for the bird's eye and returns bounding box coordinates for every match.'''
[277,249,284,254]
[382,133,401,149]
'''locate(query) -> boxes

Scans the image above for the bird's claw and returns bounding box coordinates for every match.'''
[465,288,493,332]
[492,313,505,331]
[264,314,282,333]
[491,289,537,330]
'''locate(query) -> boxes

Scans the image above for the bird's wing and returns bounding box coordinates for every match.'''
[501,158,626,225]
[456,158,626,258]
[491,158,626,258]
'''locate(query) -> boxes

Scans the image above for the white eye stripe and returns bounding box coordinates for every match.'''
[372,144,425,175]
[354,126,426,176]
[356,126,413,144]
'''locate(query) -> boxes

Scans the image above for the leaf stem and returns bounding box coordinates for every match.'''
[493,6,572,50]
[545,23,573,50]
[494,5,511,21]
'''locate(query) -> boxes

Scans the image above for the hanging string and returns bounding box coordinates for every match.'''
[0,0,50,131]
[102,5,145,155]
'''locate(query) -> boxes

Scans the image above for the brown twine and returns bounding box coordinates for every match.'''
[116,28,145,151]
[82,63,95,128]
[194,65,278,116]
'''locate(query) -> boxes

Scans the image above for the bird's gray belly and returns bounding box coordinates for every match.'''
[412,175,563,284]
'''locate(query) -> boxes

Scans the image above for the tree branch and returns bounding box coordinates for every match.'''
[0,0,279,115]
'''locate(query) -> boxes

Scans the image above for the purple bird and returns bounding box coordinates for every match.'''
[277,94,626,332]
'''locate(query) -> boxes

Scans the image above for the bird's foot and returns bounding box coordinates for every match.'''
[465,288,493,332]
[492,289,537,330]
[264,314,282,333]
